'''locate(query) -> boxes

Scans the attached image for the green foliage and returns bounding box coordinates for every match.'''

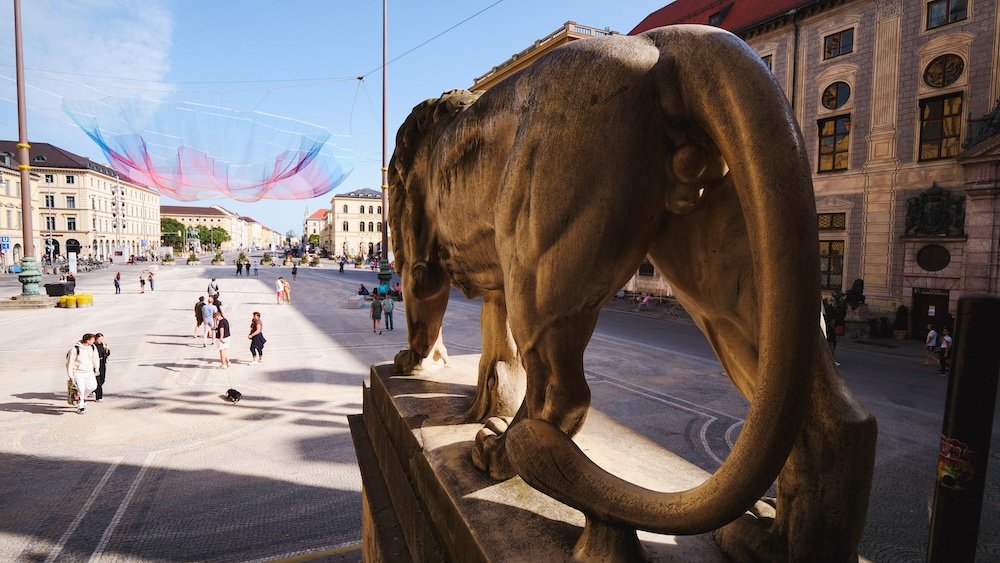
[308,234,320,246]
[261,252,273,264]
[309,256,320,266]
[187,252,198,263]
[195,225,231,248]
[162,253,175,262]
[238,251,248,262]
[161,218,185,246]
[212,251,224,262]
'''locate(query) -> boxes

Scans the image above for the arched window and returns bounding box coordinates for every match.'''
[368,206,374,214]
[368,222,374,232]
[377,206,382,214]
[342,204,348,213]
[377,222,382,232]
[360,222,365,232]
[359,205,364,213]
[342,221,348,231]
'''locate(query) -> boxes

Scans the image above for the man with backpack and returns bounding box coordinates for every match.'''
[66,334,99,414]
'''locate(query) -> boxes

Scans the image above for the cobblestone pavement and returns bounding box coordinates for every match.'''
[1,263,997,562]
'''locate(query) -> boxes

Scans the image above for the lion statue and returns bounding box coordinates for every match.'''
[388,25,877,562]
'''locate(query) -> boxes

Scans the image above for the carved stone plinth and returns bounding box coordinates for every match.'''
[349,356,725,562]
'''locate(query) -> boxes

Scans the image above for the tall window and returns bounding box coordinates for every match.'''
[44,174,53,183]
[823,29,854,59]
[368,206,374,214]
[66,175,75,184]
[818,115,850,172]
[818,213,847,230]
[360,222,365,232]
[66,196,76,209]
[67,217,77,231]
[45,216,56,230]
[343,204,348,213]
[343,221,349,231]
[359,205,364,213]
[369,222,374,232]
[819,241,845,290]
[378,206,382,214]
[44,194,55,208]
[927,0,967,30]
[377,222,382,232]
[919,93,963,161]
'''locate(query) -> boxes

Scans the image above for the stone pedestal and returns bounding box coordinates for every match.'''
[349,355,725,562]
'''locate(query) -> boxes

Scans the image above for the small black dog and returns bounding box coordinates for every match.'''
[224,388,242,403]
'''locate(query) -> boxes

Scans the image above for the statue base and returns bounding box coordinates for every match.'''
[350,355,726,562]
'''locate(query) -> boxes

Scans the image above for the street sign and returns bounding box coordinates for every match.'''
[0,235,9,244]
[0,243,9,251]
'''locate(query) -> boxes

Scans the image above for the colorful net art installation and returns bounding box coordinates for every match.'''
[62,97,354,202]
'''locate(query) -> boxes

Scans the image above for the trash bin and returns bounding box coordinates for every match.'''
[44,282,75,297]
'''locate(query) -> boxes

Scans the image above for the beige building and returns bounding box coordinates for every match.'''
[633,0,1000,335]
[0,153,41,269]
[160,205,234,251]
[329,188,385,258]
[304,208,326,250]
[0,141,160,262]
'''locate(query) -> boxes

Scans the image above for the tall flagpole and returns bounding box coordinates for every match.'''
[13,0,43,297]
[377,0,392,291]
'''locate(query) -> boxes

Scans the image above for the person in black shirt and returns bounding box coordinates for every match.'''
[214,311,231,369]
[94,333,110,401]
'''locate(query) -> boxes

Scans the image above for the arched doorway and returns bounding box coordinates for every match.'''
[45,238,60,260]
[12,243,21,261]
[66,239,81,256]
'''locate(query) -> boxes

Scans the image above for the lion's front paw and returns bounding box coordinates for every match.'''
[471,417,516,481]
[393,349,422,374]
[713,499,782,563]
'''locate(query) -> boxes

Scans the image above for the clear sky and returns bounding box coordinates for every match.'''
[0,0,668,235]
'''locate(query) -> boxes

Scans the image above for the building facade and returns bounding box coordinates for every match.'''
[160,205,234,251]
[330,188,385,258]
[0,141,160,262]
[633,0,1000,334]
[0,153,41,268]
[304,209,326,250]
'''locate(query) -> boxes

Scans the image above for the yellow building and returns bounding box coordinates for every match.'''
[0,152,41,269]
[330,188,385,259]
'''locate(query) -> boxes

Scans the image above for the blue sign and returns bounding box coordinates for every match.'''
[0,243,9,251]
[0,235,9,244]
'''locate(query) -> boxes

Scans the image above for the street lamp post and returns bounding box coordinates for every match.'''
[376,0,393,292]
[12,0,42,298]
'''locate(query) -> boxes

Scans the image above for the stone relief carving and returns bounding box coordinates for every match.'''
[388,25,876,562]
[905,182,966,236]
[876,0,901,21]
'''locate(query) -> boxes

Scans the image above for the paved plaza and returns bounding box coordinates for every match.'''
[0,261,997,562]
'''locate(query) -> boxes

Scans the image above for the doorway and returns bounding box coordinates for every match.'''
[912,288,951,341]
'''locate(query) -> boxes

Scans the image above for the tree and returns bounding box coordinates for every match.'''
[308,234,320,246]
[196,225,230,249]
[161,218,185,247]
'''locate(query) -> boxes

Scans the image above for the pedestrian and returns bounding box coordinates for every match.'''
[201,297,219,347]
[139,272,146,293]
[938,327,953,375]
[292,263,298,280]
[94,333,110,401]
[236,261,243,276]
[253,261,259,276]
[113,271,121,294]
[371,292,383,334]
[214,310,231,369]
[194,296,206,338]
[275,277,285,304]
[213,296,224,317]
[147,271,155,291]
[924,323,939,366]
[383,294,395,331]
[66,334,99,414]
[338,259,345,274]
[248,311,266,364]
[282,277,292,303]
[207,278,220,300]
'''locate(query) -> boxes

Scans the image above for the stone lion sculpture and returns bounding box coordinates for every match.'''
[389,25,877,562]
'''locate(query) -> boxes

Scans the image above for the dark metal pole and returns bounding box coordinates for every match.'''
[376,0,392,291]
[927,296,1000,562]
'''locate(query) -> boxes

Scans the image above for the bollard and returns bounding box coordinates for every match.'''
[927,296,1000,562]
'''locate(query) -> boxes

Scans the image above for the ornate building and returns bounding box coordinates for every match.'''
[329,188,385,259]
[634,0,1000,335]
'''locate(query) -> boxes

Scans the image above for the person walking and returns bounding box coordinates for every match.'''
[147,271,155,291]
[253,261,259,276]
[94,333,110,401]
[938,327,953,375]
[66,334,99,414]
[201,298,219,348]
[924,323,939,366]
[139,273,146,293]
[383,294,395,331]
[113,272,121,294]
[207,278,220,300]
[236,261,243,276]
[275,277,285,304]
[194,296,206,338]
[214,310,231,368]
[338,258,345,274]
[291,263,298,280]
[370,292,383,334]
[248,311,266,364]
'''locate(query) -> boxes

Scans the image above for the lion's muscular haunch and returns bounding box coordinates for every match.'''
[389,25,876,563]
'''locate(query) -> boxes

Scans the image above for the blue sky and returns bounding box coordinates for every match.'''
[0,0,668,234]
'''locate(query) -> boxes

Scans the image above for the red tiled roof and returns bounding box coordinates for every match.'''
[241,216,259,223]
[160,205,227,216]
[630,0,812,35]
[307,209,326,220]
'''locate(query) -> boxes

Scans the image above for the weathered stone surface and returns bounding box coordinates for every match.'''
[355,358,725,562]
